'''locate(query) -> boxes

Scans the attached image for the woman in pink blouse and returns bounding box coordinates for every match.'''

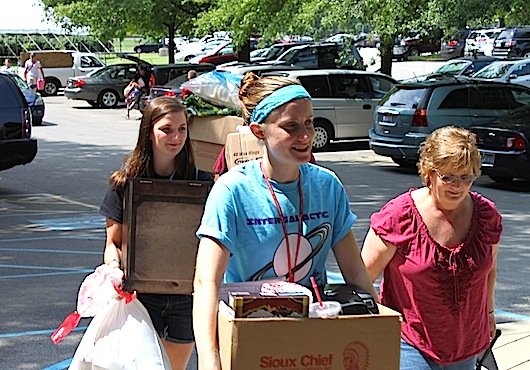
[362,126,502,370]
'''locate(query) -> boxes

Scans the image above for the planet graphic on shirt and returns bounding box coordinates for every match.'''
[249,223,331,281]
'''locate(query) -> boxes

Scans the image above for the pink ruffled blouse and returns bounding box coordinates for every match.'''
[370,190,502,364]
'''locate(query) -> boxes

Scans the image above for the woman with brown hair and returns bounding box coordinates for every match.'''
[99,97,212,370]
[193,73,377,369]
[362,126,502,369]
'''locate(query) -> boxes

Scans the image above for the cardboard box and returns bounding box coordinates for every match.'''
[188,115,244,172]
[225,131,263,170]
[229,292,309,318]
[218,301,401,370]
[121,178,211,294]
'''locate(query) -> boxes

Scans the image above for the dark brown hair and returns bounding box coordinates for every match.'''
[109,97,196,190]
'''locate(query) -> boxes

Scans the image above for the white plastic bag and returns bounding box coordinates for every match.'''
[181,70,243,109]
[68,298,171,370]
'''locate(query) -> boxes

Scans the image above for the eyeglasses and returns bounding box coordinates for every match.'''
[435,171,476,185]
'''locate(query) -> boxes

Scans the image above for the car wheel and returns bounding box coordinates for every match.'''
[312,120,333,151]
[522,50,530,58]
[135,47,142,53]
[489,175,514,183]
[408,48,420,57]
[98,90,119,108]
[392,157,417,168]
[184,55,195,61]
[43,78,60,96]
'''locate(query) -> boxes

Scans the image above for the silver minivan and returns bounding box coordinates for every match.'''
[263,69,397,149]
[369,78,530,166]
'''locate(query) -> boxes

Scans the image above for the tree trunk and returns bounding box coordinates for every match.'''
[238,39,251,63]
[380,40,393,76]
[167,23,175,64]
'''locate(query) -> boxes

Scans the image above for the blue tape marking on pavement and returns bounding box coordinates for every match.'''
[0,326,87,339]
[326,271,345,284]
[41,359,72,370]
[495,309,530,321]
[0,235,105,243]
[29,216,106,231]
[0,264,93,279]
[0,270,93,279]
[0,264,94,271]
[0,247,101,254]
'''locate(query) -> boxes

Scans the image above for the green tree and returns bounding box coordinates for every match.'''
[41,0,211,63]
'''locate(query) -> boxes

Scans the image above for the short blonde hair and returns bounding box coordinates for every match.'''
[418,126,481,186]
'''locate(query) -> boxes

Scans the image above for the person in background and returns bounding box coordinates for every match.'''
[0,58,15,73]
[24,53,45,91]
[181,69,197,100]
[193,72,377,369]
[361,126,502,370]
[99,97,212,370]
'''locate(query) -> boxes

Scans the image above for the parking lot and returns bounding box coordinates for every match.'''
[1,63,529,369]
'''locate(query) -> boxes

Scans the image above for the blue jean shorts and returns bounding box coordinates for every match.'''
[137,293,194,343]
[400,339,478,370]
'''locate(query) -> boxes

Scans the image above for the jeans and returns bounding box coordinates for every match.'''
[401,339,479,370]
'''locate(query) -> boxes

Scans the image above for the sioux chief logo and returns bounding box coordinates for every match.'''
[342,341,369,370]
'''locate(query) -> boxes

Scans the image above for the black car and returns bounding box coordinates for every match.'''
[492,27,530,58]
[134,42,164,53]
[251,42,311,63]
[0,74,37,171]
[2,72,45,125]
[471,104,530,183]
[440,28,472,59]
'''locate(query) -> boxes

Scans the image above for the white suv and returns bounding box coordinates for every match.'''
[263,69,397,149]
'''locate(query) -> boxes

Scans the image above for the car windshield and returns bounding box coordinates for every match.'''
[496,29,513,40]
[435,61,470,75]
[473,63,513,78]
[380,87,426,108]
[9,74,29,90]
[87,66,117,77]
[262,46,287,59]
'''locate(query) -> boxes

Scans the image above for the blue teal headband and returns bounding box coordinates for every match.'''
[249,84,311,124]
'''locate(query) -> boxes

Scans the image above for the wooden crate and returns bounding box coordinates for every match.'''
[122,178,211,294]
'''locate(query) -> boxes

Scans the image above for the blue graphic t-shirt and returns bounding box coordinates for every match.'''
[196,160,356,287]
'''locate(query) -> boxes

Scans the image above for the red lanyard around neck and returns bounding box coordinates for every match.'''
[260,161,304,282]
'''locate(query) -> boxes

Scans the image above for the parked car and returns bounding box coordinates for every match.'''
[0,73,37,171]
[472,58,530,88]
[265,42,365,70]
[263,69,397,149]
[464,28,504,56]
[190,42,237,65]
[393,30,442,61]
[138,63,216,111]
[401,56,499,83]
[470,104,530,182]
[65,53,214,108]
[217,63,305,76]
[440,29,472,59]
[250,42,311,63]
[2,71,45,125]
[492,27,530,58]
[134,42,163,53]
[174,39,228,62]
[369,78,530,166]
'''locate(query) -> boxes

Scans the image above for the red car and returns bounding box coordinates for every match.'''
[192,42,238,65]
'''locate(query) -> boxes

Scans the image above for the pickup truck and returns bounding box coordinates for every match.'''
[19,51,106,96]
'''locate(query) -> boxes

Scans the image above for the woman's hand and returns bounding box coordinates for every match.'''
[489,312,496,340]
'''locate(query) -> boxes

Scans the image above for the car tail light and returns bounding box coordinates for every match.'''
[411,108,428,127]
[74,79,86,88]
[21,108,31,138]
[448,40,459,46]
[164,91,177,97]
[506,40,517,47]
[505,133,527,150]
